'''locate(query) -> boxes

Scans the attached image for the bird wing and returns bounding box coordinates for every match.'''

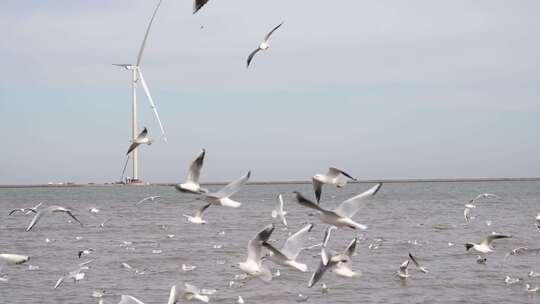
[118,295,146,304]
[211,171,251,198]
[136,127,148,141]
[344,237,358,258]
[26,209,48,231]
[263,242,289,261]
[126,142,139,155]
[186,149,205,183]
[193,0,209,14]
[308,258,330,288]
[400,260,409,271]
[312,178,323,203]
[66,210,83,226]
[328,167,356,180]
[246,48,261,68]
[276,194,287,226]
[194,203,211,218]
[334,183,382,218]
[264,21,284,42]
[281,223,313,260]
[8,209,23,215]
[484,234,511,246]
[322,226,336,248]
[294,192,325,212]
[54,276,65,289]
[167,285,178,304]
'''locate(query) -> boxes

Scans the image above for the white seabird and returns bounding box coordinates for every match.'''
[464,204,476,222]
[8,202,42,215]
[0,254,29,265]
[263,223,313,272]
[54,260,94,289]
[465,234,511,253]
[271,194,287,226]
[183,204,211,224]
[168,283,209,303]
[312,167,358,203]
[26,205,83,231]
[294,183,382,230]
[135,196,161,205]
[396,260,410,279]
[469,193,499,204]
[202,171,251,208]
[239,224,274,282]
[332,237,361,278]
[175,149,208,194]
[126,127,152,155]
[536,213,540,231]
[308,249,348,288]
[246,22,283,68]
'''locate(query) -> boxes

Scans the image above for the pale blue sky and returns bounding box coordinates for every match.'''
[1,0,539,183]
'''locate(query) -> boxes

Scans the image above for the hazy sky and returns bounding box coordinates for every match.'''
[1,0,539,184]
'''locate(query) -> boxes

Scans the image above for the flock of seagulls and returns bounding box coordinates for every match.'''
[3,153,540,302]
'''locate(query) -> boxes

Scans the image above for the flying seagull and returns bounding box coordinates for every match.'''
[271,194,287,226]
[54,260,94,289]
[312,167,358,203]
[308,248,348,288]
[332,237,361,278]
[175,149,208,194]
[126,127,152,155]
[465,234,511,253]
[183,204,211,224]
[464,204,476,222]
[202,171,251,208]
[168,283,209,303]
[263,223,313,272]
[26,205,83,231]
[8,202,42,216]
[135,196,161,205]
[193,0,209,14]
[408,252,429,273]
[469,193,499,204]
[239,224,274,282]
[246,22,283,68]
[293,183,382,230]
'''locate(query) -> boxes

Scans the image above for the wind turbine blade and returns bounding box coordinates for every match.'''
[137,69,167,142]
[136,0,163,67]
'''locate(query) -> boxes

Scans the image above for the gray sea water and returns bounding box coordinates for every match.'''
[1,181,540,303]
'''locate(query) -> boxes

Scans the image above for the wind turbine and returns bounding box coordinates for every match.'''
[114,0,166,183]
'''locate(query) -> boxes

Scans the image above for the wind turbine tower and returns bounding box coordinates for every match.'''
[114,0,166,183]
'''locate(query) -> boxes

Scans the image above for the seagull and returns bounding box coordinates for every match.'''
[312,167,358,203]
[98,218,111,228]
[174,283,209,303]
[175,149,208,194]
[331,237,361,278]
[293,183,382,230]
[271,194,287,226]
[239,224,274,282]
[8,202,42,215]
[237,296,244,304]
[126,127,152,155]
[503,247,540,265]
[193,0,209,14]
[263,223,313,272]
[118,295,146,304]
[505,275,522,285]
[395,260,410,279]
[308,248,348,287]
[0,254,29,265]
[26,205,83,231]
[408,252,429,273]
[78,248,94,258]
[464,204,476,222]
[525,284,540,292]
[183,204,211,224]
[202,171,251,208]
[476,256,487,264]
[465,234,511,253]
[54,260,94,289]
[529,271,540,278]
[469,193,499,204]
[246,22,283,68]
[135,196,161,205]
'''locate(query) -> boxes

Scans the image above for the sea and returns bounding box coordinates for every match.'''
[1,181,539,303]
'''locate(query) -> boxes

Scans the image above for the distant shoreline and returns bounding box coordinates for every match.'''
[0,177,538,188]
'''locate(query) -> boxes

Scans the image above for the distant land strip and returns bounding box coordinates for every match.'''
[0,177,539,188]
